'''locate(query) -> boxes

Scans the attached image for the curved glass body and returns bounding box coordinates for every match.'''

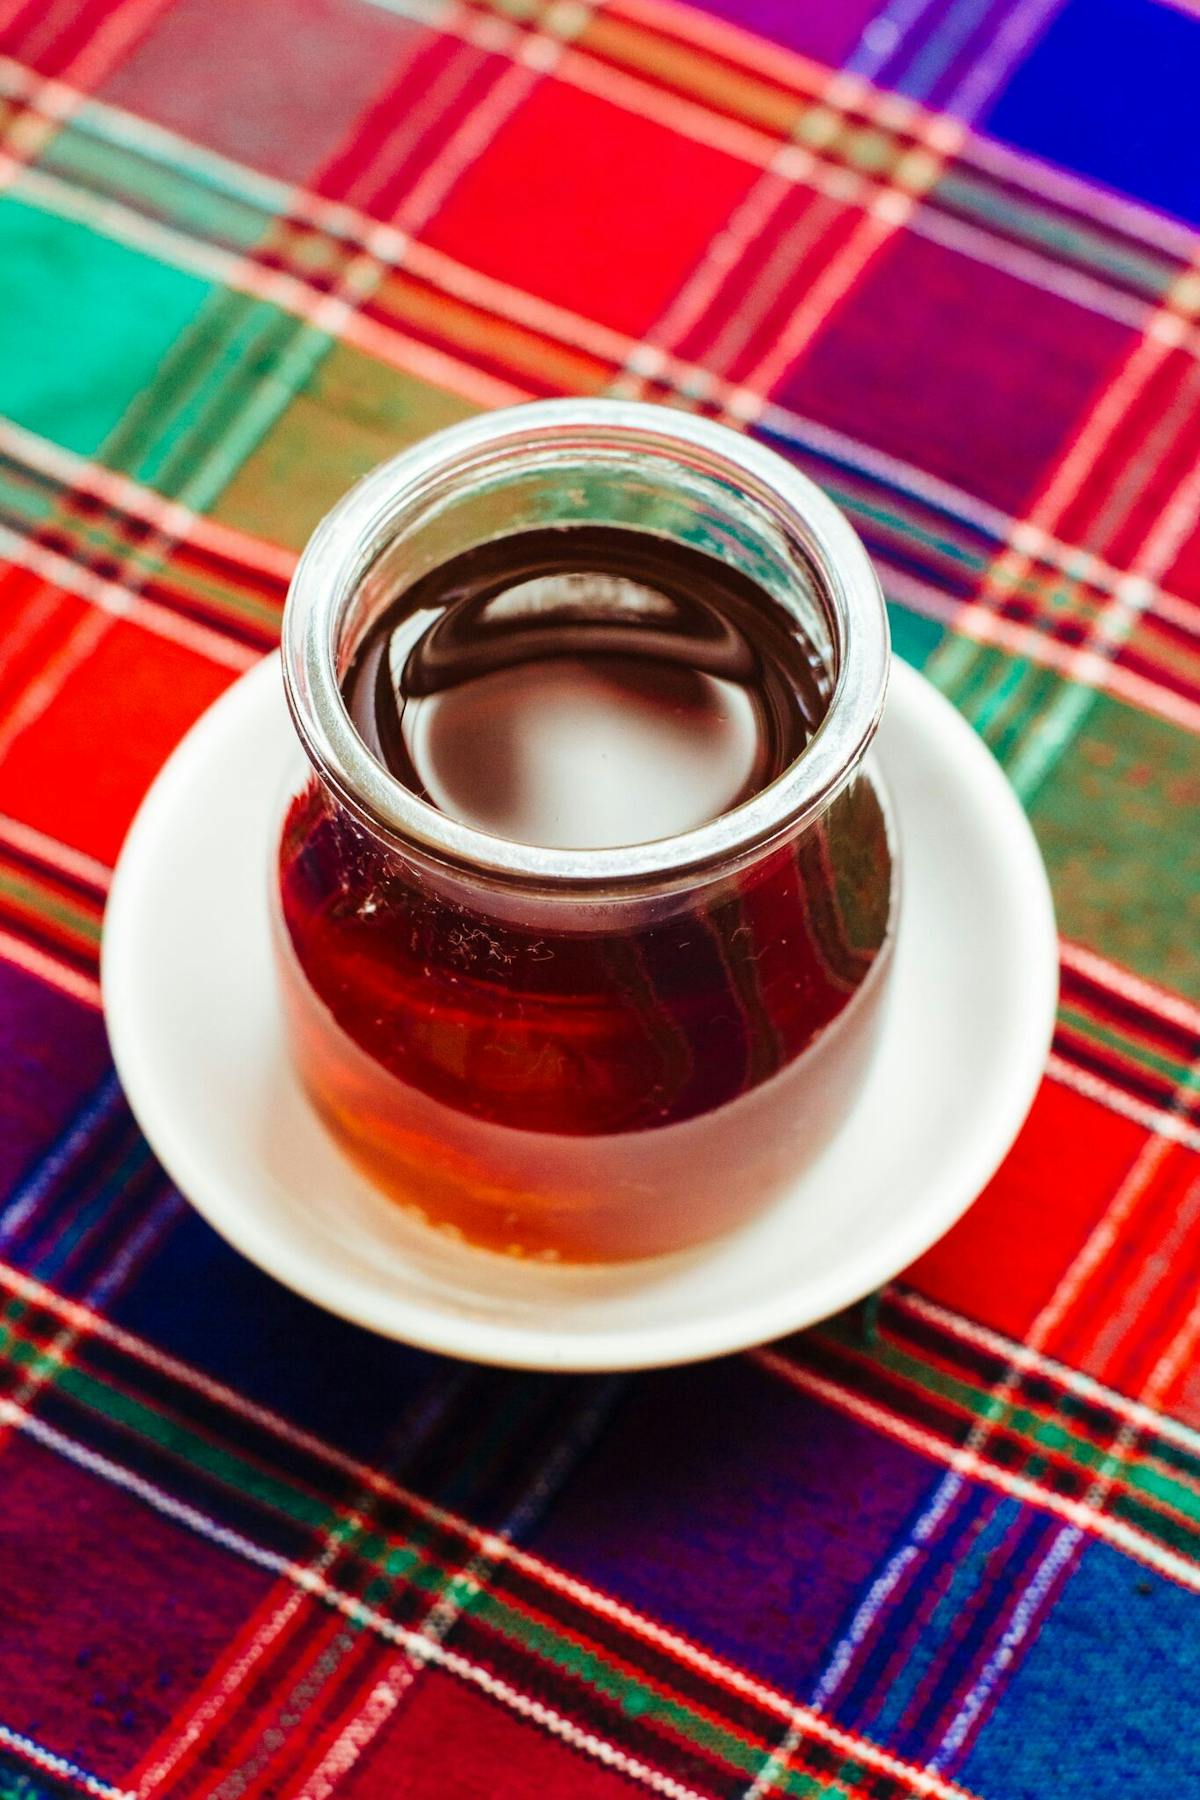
[274,402,898,1263]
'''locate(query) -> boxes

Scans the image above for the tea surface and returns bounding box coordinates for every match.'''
[343,526,827,849]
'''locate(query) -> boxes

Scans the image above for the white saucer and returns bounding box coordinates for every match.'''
[102,655,1057,1371]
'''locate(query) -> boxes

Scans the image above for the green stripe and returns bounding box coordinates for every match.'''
[824,481,996,573]
[1057,1002,1195,1089]
[966,648,1034,738]
[0,1319,881,1797]
[1111,1483,1200,1560]
[84,275,335,521]
[116,296,291,488]
[0,1757,64,1800]
[0,460,58,530]
[40,121,273,255]
[62,513,281,628]
[935,170,1178,302]
[819,1323,1200,1534]
[40,19,1177,338]
[0,445,280,629]
[68,94,298,214]
[0,870,101,946]
[984,662,1064,767]
[933,642,1067,776]
[4,1293,1197,1788]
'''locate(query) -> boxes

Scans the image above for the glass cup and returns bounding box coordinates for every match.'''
[274,400,897,1263]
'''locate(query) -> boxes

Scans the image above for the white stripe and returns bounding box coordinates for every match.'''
[2,229,1186,651]
[0,60,636,375]
[0,413,296,581]
[290,1663,418,1800]
[0,810,111,886]
[32,74,1174,559]
[553,39,785,169]
[0,1724,132,1800]
[906,193,1155,331]
[615,0,890,101]
[0,1258,975,1800]
[1047,1053,1200,1151]
[1059,939,1200,1036]
[7,27,1189,378]
[807,1543,920,1711]
[761,407,1018,542]
[848,0,944,81]
[895,1289,1200,1460]
[928,1236,1200,1763]
[753,1351,1200,1591]
[614,0,1200,273]
[885,562,1200,738]
[6,64,1199,645]
[3,160,527,411]
[0,1399,709,1800]
[0,926,101,1007]
[389,0,1200,320]
[942,0,1063,125]
[0,520,257,671]
[932,1524,1082,1767]
[882,561,1200,739]
[4,1209,1194,1785]
[963,134,1200,260]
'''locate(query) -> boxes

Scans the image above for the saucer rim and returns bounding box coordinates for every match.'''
[103,654,1058,1371]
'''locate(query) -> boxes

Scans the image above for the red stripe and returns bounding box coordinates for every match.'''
[1108,408,1200,571]
[1054,350,1191,552]
[368,52,509,224]
[191,1607,360,1798]
[0,568,92,719]
[127,1580,318,1793]
[1053,1024,1199,1121]
[1047,1142,1197,1369]
[1060,964,1200,1064]
[315,34,487,213]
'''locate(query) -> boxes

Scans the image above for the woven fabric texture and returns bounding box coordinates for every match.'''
[0,0,1198,1794]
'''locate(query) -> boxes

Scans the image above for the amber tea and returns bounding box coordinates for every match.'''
[276,512,895,1262]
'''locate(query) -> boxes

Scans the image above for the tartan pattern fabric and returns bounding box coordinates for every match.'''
[0,0,1198,1792]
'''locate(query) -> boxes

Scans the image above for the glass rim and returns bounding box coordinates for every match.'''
[281,398,890,892]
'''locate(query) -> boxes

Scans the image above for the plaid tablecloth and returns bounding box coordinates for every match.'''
[1,0,1198,1794]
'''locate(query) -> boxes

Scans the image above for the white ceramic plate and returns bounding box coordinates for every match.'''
[102,655,1057,1371]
